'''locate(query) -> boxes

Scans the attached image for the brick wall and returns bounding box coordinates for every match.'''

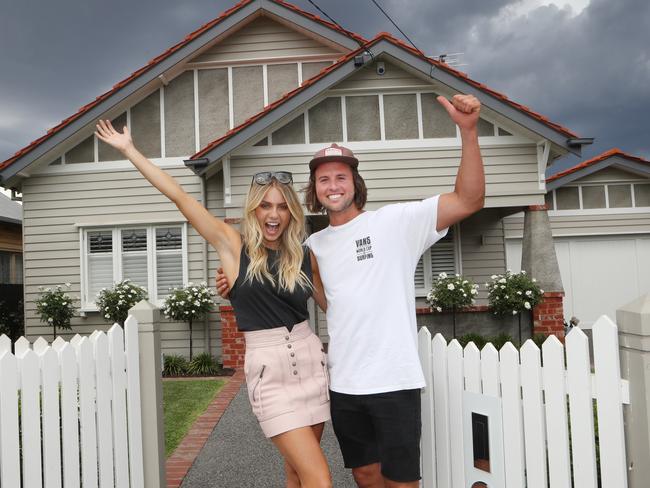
[219,305,245,369]
[532,292,565,340]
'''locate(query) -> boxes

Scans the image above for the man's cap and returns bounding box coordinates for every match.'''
[309,143,359,172]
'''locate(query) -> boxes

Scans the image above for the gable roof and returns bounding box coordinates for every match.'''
[0,0,364,185]
[1,0,583,186]
[186,31,581,175]
[546,148,650,190]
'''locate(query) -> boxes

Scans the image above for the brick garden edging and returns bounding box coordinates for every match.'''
[165,369,246,488]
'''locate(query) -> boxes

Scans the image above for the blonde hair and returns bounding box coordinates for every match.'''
[241,180,311,292]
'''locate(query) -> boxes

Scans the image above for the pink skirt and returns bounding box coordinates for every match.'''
[243,321,331,438]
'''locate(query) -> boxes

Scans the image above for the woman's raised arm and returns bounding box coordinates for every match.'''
[95,119,241,279]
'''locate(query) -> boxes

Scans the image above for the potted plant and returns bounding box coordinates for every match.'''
[486,270,544,345]
[35,284,76,339]
[162,282,215,360]
[96,279,147,326]
[426,272,479,339]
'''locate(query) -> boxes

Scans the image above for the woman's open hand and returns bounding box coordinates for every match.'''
[95,119,134,154]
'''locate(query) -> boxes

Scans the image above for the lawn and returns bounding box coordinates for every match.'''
[163,378,225,457]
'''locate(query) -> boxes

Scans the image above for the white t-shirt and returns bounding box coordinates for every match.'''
[305,195,448,394]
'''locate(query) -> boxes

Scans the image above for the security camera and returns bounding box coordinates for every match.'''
[376,62,386,76]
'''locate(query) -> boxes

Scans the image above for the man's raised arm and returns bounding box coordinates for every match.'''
[436,94,485,231]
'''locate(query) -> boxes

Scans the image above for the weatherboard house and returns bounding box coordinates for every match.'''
[0,0,598,366]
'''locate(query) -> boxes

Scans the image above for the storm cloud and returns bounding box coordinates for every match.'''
[1,0,648,173]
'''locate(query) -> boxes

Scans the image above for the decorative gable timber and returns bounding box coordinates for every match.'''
[0,0,364,188]
[547,149,650,190]
[188,15,345,65]
[186,33,582,177]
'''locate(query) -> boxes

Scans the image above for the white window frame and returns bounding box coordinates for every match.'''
[79,223,188,312]
[414,224,462,297]
[548,182,650,216]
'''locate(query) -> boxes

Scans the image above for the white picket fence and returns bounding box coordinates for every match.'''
[0,316,144,488]
[419,315,630,488]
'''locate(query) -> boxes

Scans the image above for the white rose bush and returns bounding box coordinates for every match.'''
[486,270,544,343]
[96,279,148,326]
[162,282,215,359]
[426,272,479,338]
[35,283,76,339]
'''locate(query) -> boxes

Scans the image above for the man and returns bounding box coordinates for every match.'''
[219,94,484,487]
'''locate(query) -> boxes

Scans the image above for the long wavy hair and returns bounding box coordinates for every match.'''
[241,180,311,292]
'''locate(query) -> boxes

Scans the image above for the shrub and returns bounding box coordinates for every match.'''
[486,270,543,316]
[532,333,548,348]
[96,279,147,325]
[0,292,24,342]
[490,333,514,350]
[35,284,76,339]
[426,272,478,312]
[187,353,221,376]
[458,333,487,349]
[162,282,215,359]
[163,354,189,377]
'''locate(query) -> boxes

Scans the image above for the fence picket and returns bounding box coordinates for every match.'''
[447,340,465,488]
[0,334,10,355]
[463,342,481,393]
[593,316,628,487]
[499,343,525,488]
[542,336,571,488]
[59,343,81,488]
[77,337,99,488]
[52,336,66,351]
[418,328,437,488]
[0,351,20,488]
[565,327,598,488]
[21,349,43,488]
[431,334,451,488]
[40,347,62,488]
[520,340,548,488]
[92,332,115,488]
[15,336,30,357]
[34,337,49,354]
[109,324,130,488]
[125,315,145,487]
[480,343,499,397]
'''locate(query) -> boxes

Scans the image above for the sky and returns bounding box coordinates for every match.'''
[1,0,648,192]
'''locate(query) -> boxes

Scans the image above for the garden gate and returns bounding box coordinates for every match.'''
[418,315,629,488]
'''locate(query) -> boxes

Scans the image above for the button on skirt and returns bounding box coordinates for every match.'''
[243,321,331,438]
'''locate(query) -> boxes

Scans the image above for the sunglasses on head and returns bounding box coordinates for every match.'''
[252,171,293,186]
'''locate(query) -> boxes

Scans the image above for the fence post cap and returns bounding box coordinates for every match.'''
[616,293,650,336]
[128,299,160,324]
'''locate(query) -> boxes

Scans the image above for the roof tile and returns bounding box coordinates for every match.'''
[547,148,650,182]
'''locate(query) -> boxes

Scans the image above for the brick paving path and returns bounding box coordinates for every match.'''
[165,370,246,488]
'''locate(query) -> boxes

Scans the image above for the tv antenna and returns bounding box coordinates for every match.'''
[436,52,467,68]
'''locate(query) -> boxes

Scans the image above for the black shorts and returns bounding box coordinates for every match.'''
[329,388,421,482]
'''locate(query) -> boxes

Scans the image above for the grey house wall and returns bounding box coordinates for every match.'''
[504,168,650,238]
[21,166,225,357]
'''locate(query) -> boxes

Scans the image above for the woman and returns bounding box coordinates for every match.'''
[95,120,331,488]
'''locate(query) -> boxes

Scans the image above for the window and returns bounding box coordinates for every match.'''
[414,226,458,296]
[82,224,186,309]
[0,251,23,284]
[547,182,650,212]
[581,185,606,209]
[555,187,580,210]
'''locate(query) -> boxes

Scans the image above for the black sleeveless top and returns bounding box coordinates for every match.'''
[229,245,312,332]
